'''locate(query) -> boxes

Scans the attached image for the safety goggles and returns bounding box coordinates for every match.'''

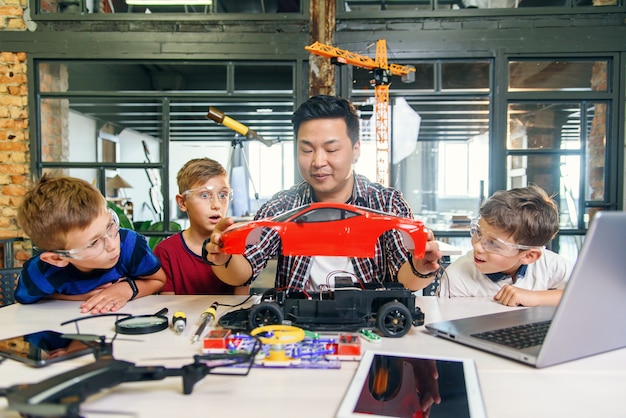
[182,186,233,204]
[469,217,541,257]
[49,209,120,260]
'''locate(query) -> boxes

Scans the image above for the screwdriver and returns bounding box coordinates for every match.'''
[191,301,219,344]
[172,311,187,334]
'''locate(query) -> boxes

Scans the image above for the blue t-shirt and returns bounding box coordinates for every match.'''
[15,229,161,304]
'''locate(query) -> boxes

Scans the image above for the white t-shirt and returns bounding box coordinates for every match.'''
[306,256,356,290]
[438,249,573,299]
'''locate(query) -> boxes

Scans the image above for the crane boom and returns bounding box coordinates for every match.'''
[305,41,415,76]
[305,40,414,186]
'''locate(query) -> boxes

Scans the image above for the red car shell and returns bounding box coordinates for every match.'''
[220,202,428,259]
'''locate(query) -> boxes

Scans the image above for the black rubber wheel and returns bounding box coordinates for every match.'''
[376,301,412,338]
[248,302,284,329]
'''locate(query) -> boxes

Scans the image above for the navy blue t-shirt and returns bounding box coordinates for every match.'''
[15,229,161,304]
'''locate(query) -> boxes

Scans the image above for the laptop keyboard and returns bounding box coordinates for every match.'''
[471,320,551,349]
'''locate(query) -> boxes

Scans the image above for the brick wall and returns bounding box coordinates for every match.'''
[0,0,27,31]
[1,1,30,266]
[0,51,30,266]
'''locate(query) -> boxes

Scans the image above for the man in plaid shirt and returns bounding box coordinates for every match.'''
[204,95,441,292]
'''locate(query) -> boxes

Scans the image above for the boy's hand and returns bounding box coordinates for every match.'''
[494,285,536,307]
[204,217,235,266]
[494,285,563,307]
[80,280,131,314]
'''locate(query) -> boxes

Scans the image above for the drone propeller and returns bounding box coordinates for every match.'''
[61,333,103,343]
[79,408,138,417]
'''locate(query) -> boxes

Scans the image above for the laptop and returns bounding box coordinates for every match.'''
[426,210,626,368]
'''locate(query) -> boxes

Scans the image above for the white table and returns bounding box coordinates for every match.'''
[0,295,624,417]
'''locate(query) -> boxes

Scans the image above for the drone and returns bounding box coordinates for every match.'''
[0,315,261,418]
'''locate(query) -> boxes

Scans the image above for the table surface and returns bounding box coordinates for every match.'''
[0,295,624,418]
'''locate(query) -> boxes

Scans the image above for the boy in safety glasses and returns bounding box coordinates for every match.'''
[439,185,572,307]
[16,174,165,314]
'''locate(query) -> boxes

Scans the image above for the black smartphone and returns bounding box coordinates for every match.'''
[0,330,93,367]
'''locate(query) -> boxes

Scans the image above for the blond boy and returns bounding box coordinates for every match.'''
[16,174,166,314]
[155,158,248,295]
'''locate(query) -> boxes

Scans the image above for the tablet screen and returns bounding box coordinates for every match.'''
[0,330,93,367]
[336,351,487,418]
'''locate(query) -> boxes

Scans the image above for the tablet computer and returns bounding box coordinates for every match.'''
[0,330,93,367]
[336,350,487,418]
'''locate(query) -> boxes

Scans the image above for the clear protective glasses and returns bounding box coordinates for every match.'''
[469,217,541,257]
[50,209,120,260]
[182,186,233,204]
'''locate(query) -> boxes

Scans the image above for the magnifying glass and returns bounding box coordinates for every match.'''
[115,308,169,335]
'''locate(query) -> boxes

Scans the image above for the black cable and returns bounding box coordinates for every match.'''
[215,294,256,308]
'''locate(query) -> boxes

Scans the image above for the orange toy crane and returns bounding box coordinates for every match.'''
[305,40,415,186]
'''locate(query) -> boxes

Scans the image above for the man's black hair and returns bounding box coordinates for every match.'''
[291,95,360,145]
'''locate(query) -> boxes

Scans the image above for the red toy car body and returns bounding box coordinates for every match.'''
[220,202,428,258]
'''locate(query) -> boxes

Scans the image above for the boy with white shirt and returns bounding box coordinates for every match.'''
[439,185,572,306]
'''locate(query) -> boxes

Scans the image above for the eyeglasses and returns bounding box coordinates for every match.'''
[51,209,120,260]
[182,186,233,203]
[469,217,541,257]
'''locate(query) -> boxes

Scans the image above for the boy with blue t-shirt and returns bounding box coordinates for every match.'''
[15,174,166,314]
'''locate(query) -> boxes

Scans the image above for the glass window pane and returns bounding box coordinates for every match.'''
[508,60,608,92]
[442,61,490,91]
[393,98,490,228]
[507,154,561,192]
[342,1,510,12]
[353,63,435,91]
[412,98,490,142]
[41,98,72,163]
[41,97,164,163]
[193,98,295,142]
[248,140,295,208]
[213,1,301,12]
[586,102,607,201]
[560,155,581,229]
[38,62,70,93]
[113,167,164,223]
[39,61,229,92]
[39,0,301,14]
[462,0,517,7]
[42,167,100,187]
[517,0,617,6]
[38,60,296,232]
[41,166,163,225]
[507,102,582,150]
[234,64,294,92]
[351,58,492,233]
[559,235,583,266]
[149,64,228,91]
[343,1,437,11]
[506,154,579,225]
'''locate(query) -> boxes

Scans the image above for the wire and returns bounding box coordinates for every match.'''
[434,259,449,298]
[217,294,256,308]
[324,269,364,289]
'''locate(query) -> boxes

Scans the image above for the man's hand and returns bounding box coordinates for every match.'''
[409,358,441,417]
[413,230,442,274]
[204,217,235,266]
[400,230,443,291]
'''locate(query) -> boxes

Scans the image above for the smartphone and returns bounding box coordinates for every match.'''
[0,330,93,367]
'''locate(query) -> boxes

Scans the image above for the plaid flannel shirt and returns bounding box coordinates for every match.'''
[242,173,414,291]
